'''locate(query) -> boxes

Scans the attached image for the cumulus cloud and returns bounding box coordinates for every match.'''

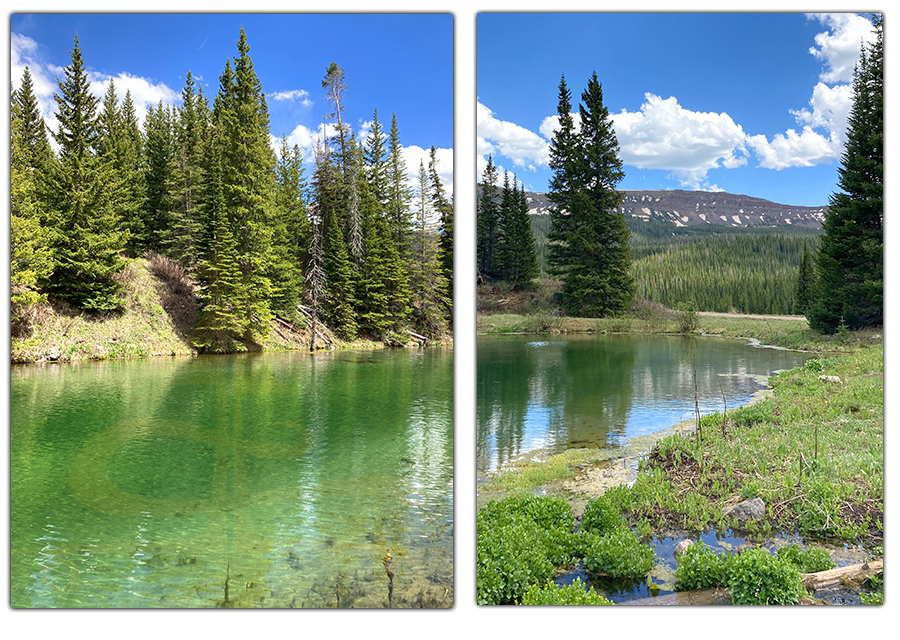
[477,100,550,171]
[11,31,178,136]
[612,94,748,189]
[403,145,454,199]
[270,88,313,107]
[746,127,841,170]
[807,13,878,83]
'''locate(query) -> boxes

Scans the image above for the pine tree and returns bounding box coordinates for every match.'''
[167,71,208,271]
[212,26,277,346]
[270,135,310,317]
[548,72,634,317]
[12,66,53,172]
[477,155,499,277]
[546,74,579,273]
[428,146,454,312]
[11,82,53,331]
[496,175,538,289]
[142,100,178,252]
[40,34,129,311]
[386,112,413,258]
[793,242,816,316]
[809,14,883,332]
[365,108,389,209]
[97,80,146,254]
[409,160,448,336]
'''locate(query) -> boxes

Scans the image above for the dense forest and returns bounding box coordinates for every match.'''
[10,29,453,353]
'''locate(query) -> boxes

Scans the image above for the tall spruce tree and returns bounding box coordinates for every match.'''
[365,108,389,209]
[12,66,53,172]
[386,112,413,258]
[270,135,310,317]
[142,100,178,252]
[793,242,816,316]
[40,35,129,311]
[548,72,634,317]
[495,174,538,289]
[11,80,53,330]
[428,146,454,311]
[211,26,277,347]
[476,155,499,277]
[409,160,448,336]
[809,14,883,332]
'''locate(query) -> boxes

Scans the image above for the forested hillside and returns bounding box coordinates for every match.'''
[530,215,822,316]
[10,29,453,355]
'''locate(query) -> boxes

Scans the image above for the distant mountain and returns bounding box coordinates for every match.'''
[519,189,826,229]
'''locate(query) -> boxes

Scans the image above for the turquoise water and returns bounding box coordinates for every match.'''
[11,348,453,608]
[477,334,808,475]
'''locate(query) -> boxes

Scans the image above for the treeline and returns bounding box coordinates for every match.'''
[527,214,822,316]
[10,29,452,353]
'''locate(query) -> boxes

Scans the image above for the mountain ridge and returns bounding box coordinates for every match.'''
[519,188,826,229]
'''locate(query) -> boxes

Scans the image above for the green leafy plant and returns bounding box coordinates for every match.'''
[519,578,613,606]
[581,528,655,578]
[580,496,628,536]
[775,544,835,573]
[728,548,807,605]
[674,542,730,591]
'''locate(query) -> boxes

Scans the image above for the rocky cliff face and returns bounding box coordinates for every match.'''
[521,189,826,228]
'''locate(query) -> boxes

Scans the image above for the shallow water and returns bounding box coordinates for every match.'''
[11,348,453,608]
[477,334,809,476]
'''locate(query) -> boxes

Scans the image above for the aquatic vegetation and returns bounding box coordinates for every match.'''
[728,548,807,605]
[775,544,835,574]
[580,495,628,536]
[519,578,613,605]
[674,542,731,592]
[581,528,655,578]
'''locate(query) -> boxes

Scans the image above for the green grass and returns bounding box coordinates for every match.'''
[617,346,883,543]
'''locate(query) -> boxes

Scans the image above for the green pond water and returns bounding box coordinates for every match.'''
[477,334,809,476]
[10,347,453,608]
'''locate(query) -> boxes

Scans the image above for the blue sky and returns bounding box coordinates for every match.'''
[477,12,878,206]
[10,13,454,195]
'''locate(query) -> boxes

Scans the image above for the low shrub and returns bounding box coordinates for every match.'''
[581,528,655,578]
[580,495,628,536]
[727,548,807,605]
[519,578,613,606]
[775,544,835,574]
[674,542,731,591]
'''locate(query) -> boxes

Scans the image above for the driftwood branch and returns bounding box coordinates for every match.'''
[801,559,883,591]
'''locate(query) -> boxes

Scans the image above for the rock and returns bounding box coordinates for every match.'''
[47,347,61,362]
[723,497,766,523]
[818,375,842,384]
[674,540,694,559]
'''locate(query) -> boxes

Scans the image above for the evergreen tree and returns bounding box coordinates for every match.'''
[40,34,129,311]
[428,146,454,311]
[793,242,816,316]
[167,71,208,271]
[409,160,448,335]
[546,74,579,273]
[270,135,311,316]
[496,174,538,289]
[142,100,178,252]
[11,82,53,331]
[809,14,883,332]
[193,178,245,353]
[365,108,389,209]
[386,112,412,257]
[12,66,53,172]
[477,155,499,276]
[212,26,277,346]
[548,72,634,317]
[97,80,146,253]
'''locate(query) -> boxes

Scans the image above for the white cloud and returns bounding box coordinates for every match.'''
[89,72,179,127]
[403,145,454,200]
[746,127,841,170]
[477,100,550,171]
[807,13,878,84]
[270,88,313,107]
[612,94,748,190]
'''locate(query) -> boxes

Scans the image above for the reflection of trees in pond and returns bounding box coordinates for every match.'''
[477,336,637,470]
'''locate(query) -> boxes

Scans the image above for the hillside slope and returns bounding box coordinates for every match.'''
[521,189,825,228]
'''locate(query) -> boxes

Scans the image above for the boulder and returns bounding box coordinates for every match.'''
[673,539,694,559]
[723,497,766,523]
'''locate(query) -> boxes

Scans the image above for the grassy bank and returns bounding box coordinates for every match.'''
[477,282,881,354]
[12,255,449,364]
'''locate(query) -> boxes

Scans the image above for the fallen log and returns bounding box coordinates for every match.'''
[800,558,883,592]
[408,330,429,346]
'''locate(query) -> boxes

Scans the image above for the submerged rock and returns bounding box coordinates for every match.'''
[673,540,693,559]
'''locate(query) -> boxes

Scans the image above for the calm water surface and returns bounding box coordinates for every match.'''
[477,334,808,476]
[11,348,453,608]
